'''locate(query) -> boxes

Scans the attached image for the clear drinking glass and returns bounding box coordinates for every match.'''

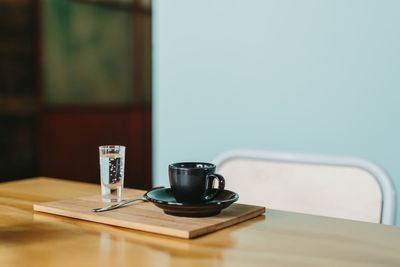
[99,145,126,202]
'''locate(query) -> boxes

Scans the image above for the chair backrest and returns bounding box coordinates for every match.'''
[214,149,396,225]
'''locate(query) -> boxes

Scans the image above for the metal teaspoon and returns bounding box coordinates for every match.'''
[91,186,164,212]
[92,197,147,212]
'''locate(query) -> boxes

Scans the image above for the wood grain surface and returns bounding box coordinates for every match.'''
[33,188,265,239]
[1,177,400,267]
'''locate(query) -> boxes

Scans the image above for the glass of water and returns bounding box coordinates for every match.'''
[99,145,126,202]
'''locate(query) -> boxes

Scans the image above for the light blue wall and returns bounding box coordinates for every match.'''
[153,0,400,224]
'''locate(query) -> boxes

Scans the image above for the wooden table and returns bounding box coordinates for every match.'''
[1,177,400,266]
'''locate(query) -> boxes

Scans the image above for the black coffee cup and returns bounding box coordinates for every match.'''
[169,162,225,204]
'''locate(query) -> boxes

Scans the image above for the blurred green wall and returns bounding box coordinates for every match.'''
[43,0,133,104]
[153,0,400,224]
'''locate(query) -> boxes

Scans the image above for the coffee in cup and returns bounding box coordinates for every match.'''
[169,162,225,204]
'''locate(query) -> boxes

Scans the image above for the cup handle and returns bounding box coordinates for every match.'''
[204,173,225,201]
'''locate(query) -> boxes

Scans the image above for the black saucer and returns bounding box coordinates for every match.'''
[144,188,239,217]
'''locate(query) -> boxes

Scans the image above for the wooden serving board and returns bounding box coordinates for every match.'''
[33,188,265,239]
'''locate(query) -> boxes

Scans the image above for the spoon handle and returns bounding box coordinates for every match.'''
[92,197,146,212]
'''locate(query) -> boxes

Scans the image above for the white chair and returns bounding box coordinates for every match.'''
[214,149,396,225]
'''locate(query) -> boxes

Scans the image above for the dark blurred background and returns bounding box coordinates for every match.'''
[0,0,152,189]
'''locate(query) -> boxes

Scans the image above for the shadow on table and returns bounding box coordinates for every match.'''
[0,221,86,245]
